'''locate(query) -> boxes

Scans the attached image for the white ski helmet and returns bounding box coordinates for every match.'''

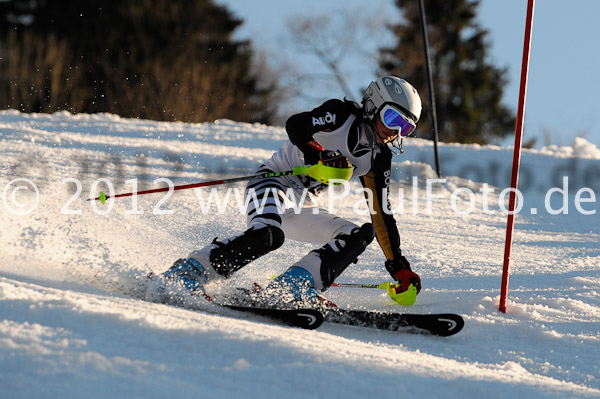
[363,76,422,124]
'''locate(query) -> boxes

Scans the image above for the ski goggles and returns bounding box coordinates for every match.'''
[379,104,416,137]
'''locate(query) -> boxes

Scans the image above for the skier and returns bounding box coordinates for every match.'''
[163,76,423,307]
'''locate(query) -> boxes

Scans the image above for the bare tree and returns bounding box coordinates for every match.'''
[284,4,394,103]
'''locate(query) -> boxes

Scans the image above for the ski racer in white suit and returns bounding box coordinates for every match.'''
[163,76,423,306]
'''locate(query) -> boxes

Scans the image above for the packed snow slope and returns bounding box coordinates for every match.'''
[1,110,599,399]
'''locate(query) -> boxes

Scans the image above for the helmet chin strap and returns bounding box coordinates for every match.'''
[389,137,404,155]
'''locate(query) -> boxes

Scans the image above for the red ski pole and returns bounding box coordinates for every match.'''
[89,163,353,204]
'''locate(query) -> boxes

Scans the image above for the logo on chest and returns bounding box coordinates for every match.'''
[312,112,336,126]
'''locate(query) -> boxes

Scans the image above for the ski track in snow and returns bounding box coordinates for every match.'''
[1,110,599,398]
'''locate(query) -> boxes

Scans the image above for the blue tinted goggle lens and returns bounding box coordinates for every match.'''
[381,106,415,137]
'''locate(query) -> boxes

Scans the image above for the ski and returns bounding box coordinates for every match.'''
[214,288,463,336]
[223,305,463,336]
[322,308,464,336]
[224,287,464,336]
[223,305,323,330]
[139,273,323,330]
[219,293,463,336]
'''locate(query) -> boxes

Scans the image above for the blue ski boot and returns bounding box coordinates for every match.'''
[258,266,324,308]
[162,257,208,293]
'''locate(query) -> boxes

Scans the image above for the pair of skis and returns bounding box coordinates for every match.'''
[143,273,464,336]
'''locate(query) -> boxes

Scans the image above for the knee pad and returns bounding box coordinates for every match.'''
[294,223,375,291]
[203,225,285,278]
[320,223,375,288]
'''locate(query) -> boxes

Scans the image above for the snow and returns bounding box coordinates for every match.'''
[539,137,600,160]
[1,110,599,398]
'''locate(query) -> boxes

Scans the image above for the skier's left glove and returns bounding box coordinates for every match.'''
[385,257,421,294]
[318,150,352,169]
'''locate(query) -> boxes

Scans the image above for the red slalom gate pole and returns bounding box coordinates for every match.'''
[499,0,535,313]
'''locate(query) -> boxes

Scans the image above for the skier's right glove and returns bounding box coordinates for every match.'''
[299,139,324,164]
[318,150,352,169]
[385,257,421,294]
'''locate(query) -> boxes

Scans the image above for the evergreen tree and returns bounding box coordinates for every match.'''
[379,0,515,144]
[0,0,277,123]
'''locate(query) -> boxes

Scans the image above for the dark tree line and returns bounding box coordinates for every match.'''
[0,0,516,144]
[0,0,278,123]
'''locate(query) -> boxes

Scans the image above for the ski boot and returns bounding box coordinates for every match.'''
[162,257,208,293]
[257,266,331,309]
[162,225,285,294]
